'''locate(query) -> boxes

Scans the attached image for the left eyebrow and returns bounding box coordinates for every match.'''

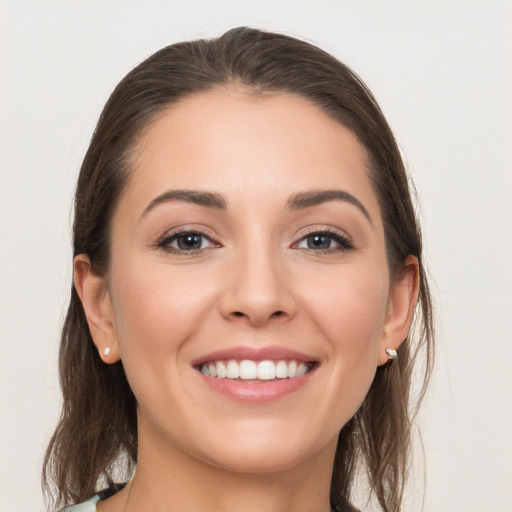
[286,189,373,225]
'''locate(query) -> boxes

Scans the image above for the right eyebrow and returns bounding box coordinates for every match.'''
[140,189,227,219]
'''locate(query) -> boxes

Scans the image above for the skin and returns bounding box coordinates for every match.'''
[75,89,419,512]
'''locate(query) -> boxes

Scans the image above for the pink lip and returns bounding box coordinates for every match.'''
[191,345,317,366]
[199,371,315,403]
[192,345,319,404]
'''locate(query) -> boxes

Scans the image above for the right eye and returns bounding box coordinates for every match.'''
[157,230,218,254]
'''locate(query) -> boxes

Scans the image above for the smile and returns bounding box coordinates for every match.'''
[199,359,314,380]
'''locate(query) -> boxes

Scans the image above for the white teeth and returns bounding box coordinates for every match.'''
[239,360,257,379]
[296,363,308,377]
[257,360,276,380]
[216,361,227,378]
[208,363,217,377]
[275,360,288,379]
[200,359,313,380]
[226,360,240,379]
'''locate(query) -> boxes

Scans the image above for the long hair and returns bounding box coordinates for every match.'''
[43,27,434,512]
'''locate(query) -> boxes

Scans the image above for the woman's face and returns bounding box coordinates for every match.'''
[82,90,414,474]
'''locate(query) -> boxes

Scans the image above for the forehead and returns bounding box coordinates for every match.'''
[120,89,381,221]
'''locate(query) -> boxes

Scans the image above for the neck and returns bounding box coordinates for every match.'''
[120,420,337,512]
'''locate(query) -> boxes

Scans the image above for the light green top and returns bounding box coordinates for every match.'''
[61,494,100,511]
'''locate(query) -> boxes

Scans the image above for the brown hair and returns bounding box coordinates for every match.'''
[43,27,434,512]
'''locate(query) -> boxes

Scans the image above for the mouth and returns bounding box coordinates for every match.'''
[192,347,319,402]
[197,359,316,381]
[193,345,319,384]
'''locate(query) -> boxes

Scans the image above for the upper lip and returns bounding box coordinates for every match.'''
[191,345,318,367]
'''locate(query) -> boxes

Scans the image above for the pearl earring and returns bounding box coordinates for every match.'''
[103,347,111,356]
[385,347,397,360]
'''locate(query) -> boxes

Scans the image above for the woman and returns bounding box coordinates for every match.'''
[43,27,434,512]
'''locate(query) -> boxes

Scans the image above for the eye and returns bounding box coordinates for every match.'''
[157,230,218,254]
[296,230,355,253]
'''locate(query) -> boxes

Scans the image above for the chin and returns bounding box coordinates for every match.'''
[201,444,319,475]
[188,420,337,475]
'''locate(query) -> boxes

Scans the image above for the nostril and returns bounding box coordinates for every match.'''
[231,310,284,320]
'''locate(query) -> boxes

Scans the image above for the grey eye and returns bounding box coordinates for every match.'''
[158,230,216,253]
[296,231,355,252]
[298,233,340,250]
[175,233,205,250]
[301,234,334,250]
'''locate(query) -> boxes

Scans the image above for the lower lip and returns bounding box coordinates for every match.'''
[198,370,315,403]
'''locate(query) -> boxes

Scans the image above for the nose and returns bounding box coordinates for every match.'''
[219,244,297,328]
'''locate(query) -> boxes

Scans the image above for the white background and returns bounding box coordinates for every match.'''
[1,1,511,511]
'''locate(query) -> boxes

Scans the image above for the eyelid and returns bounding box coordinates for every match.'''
[298,225,351,239]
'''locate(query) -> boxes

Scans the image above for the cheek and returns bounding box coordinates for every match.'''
[111,258,211,343]
[108,259,218,393]
[106,259,224,437]
[299,262,389,411]
[302,262,389,351]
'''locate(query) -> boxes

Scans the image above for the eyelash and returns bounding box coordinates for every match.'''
[156,227,356,255]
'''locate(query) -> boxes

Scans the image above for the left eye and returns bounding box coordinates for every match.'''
[296,232,353,251]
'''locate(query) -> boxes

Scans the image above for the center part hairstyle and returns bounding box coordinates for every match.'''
[43,27,434,512]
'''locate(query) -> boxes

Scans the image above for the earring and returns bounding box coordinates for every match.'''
[103,346,111,356]
[385,347,397,360]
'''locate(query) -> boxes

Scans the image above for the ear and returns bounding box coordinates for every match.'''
[74,254,120,364]
[378,255,420,366]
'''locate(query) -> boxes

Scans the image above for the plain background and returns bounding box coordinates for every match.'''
[1,1,511,511]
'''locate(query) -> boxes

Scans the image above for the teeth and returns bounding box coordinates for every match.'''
[275,360,288,379]
[288,360,297,378]
[226,360,239,379]
[200,359,312,380]
[208,363,217,377]
[239,360,257,379]
[296,363,308,377]
[216,361,227,379]
[257,360,275,380]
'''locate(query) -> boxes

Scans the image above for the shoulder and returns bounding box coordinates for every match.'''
[60,494,100,511]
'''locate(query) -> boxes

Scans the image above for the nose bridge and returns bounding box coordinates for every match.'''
[219,230,295,326]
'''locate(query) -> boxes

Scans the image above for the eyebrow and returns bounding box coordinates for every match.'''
[141,190,227,218]
[141,188,372,224]
[286,190,372,224]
